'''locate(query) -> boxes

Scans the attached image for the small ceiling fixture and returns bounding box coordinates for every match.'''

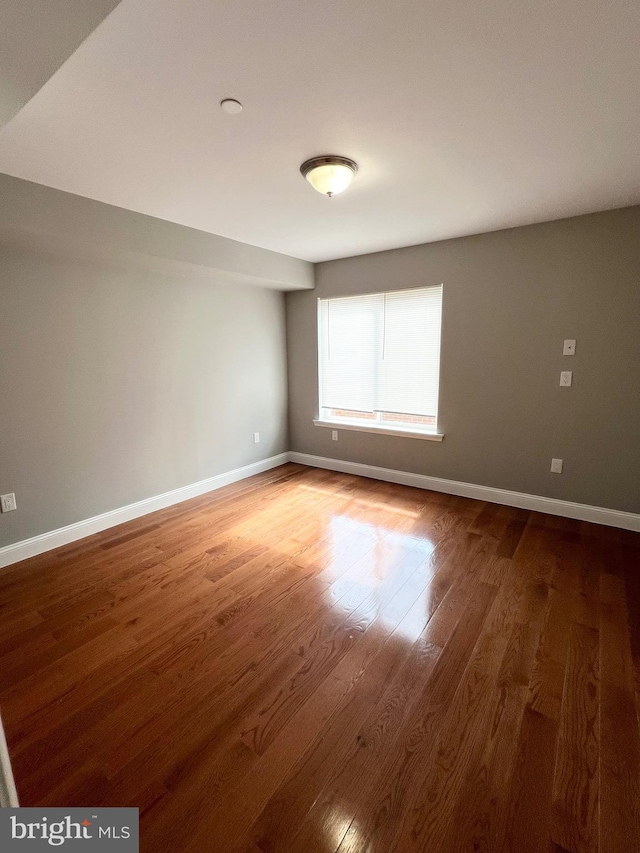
[220,98,243,114]
[300,155,358,197]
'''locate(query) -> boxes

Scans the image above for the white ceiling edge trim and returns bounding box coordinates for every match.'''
[0,174,314,291]
[289,453,640,532]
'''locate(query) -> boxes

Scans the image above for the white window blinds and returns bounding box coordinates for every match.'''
[318,285,443,421]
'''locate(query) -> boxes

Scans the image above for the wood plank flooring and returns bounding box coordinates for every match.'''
[0,463,639,852]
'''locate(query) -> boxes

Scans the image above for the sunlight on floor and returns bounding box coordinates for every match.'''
[326,806,360,850]
[297,483,421,519]
[324,515,437,641]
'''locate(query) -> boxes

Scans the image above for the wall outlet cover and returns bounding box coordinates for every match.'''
[550,458,563,474]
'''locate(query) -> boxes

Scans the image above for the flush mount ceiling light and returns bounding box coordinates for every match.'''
[300,155,358,197]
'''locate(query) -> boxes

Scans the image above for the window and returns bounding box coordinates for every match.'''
[316,285,443,439]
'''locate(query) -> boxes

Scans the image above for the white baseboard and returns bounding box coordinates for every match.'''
[289,452,640,533]
[2,449,638,570]
[0,712,18,807]
[0,453,289,570]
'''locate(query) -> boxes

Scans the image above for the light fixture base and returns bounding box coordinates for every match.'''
[300,156,358,177]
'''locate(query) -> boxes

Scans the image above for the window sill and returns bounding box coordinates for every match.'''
[313,419,444,442]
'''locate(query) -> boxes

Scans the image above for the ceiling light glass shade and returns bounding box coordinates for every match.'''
[300,156,358,197]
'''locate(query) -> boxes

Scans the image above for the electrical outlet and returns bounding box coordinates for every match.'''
[563,339,576,355]
[550,458,563,474]
[331,430,338,441]
[560,371,572,387]
[0,493,17,513]
[253,432,260,444]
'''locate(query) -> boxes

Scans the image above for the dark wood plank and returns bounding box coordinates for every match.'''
[599,565,640,853]
[504,707,559,853]
[550,622,600,853]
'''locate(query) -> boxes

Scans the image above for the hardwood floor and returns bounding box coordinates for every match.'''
[0,463,639,852]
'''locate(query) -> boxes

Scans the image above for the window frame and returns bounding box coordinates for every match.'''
[315,286,444,441]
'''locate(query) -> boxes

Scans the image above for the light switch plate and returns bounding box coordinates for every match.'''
[560,371,573,387]
[0,493,17,513]
[550,458,563,474]
[563,339,576,355]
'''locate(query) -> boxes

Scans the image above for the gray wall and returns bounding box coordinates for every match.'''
[0,246,288,547]
[287,207,640,513]
[0,174,315,292]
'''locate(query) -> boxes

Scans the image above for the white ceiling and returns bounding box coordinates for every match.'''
[0,0,638,263]
[0,0,121,128]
